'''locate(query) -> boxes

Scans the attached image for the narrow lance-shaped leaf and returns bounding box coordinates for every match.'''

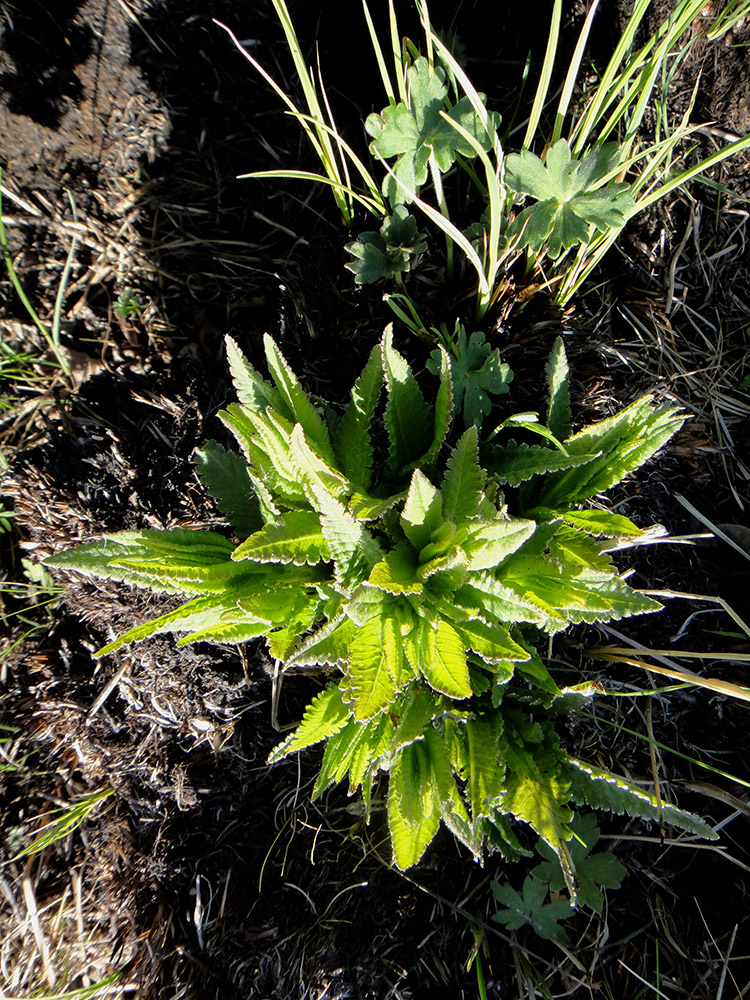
[263,334,335,462]
[194,441,262,538]
[290,425,381,590]
[225,335,286,415]
[382,325,434,476]
[441,426,484,524]
[268,684,350,763]
[334,342,383,490]
[545,336,572,440]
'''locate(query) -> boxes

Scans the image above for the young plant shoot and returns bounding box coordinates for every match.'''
[47,332,715,892]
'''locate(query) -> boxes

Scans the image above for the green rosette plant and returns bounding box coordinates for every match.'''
[47,330,715,893]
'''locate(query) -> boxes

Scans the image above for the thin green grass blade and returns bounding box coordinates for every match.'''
[551,0,600,145]
[522,0,561,151]
[362,0,396,102]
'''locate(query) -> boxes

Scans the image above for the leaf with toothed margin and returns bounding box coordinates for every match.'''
[290,425,382,591]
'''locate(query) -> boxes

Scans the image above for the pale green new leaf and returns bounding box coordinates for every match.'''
[462,517,536,571]
[367,542,423,595]
[421,619,472,699]
[401,469,443,552]
[232,511,330,565]
[268,683,350,763]
[388,741,441,869]
[349,615,399,720]
[334,342,383,490]
[441,426,485,524]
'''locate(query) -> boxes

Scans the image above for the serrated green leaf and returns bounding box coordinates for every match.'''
[194,441,262,538]
[268,684,350,763]
[501,721,573,866]
[225,335,285,414]
[388,741,441,869]
[466,714,504,822]
[563,757,718,840]
[463,516,536,571]
[453,619,530,665]
[421,619,471,699]
[291,425,381,590]
[545,337,572,440]
[401,469,443,552]
[232,511,330,566]
[286,615,354,668]
[441,426,485,524]
[349,490,405,522]
[334,342,383,490]
[486,441,597,488]
[349,615,399,720]
[413,345,452,469]
[531,397,685,510]
[392,686,440,751]
[382,326,434,475]
[562,510,644,538]
[496,525,662,627]
[367,542,423,595]
[263,334,334,462]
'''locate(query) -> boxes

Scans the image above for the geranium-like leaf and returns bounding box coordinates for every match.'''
[491,877,572,942]
[366,58,499,204]
[533,813,626,914]
[427,328,512,429]
[505,140,634,258]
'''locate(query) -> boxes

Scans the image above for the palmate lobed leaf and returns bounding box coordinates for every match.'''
[505,140,635,258]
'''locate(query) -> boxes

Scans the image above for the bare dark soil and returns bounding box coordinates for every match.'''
[2,1,750,998]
